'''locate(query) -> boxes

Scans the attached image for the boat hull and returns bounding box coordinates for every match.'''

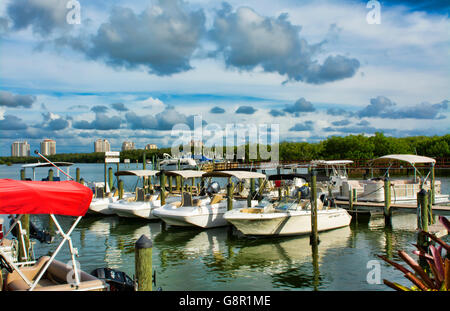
[224,208,352,236]
[153,200,255,228]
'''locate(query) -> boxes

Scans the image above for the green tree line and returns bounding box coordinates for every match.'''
[1,133,449,165]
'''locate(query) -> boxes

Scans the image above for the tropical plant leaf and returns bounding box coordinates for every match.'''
[398,250,435,289]
[429,245,445,283]
[438,216,450,232]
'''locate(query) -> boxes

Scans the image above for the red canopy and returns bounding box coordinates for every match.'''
[0,179,93,216]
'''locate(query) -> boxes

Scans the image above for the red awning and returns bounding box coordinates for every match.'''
[0,179,93,216]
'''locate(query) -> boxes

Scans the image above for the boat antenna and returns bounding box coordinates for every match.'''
[34,150,74,180]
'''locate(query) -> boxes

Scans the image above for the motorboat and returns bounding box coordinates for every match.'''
[336,154,449,204]
[224,187,352,236]
[108,170,205,219]
[88,181,132,215]
[22,161,74,182]
[153,170,266,228]
[159,153,197,170]
[0,179,107,291]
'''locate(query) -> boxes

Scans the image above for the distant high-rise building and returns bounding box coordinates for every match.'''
[94,139,111,153]
[122,141,135,151]
[145,144,157,150]
[40,139,56,156]
[11,141,30,157]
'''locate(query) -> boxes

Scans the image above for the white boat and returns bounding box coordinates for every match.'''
[224,195,352,236]
[336,154,449,204]
[153,170,266,228]
[87,181,134,215]
[108,169,164,219]
[159,153,197,170]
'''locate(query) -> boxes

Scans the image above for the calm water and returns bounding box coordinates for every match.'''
[1,163,449,291]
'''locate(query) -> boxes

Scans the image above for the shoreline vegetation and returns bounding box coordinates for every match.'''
[1,133,449,172]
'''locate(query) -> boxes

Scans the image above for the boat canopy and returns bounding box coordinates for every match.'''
[203,170,266,180]
[158,170,206,179]
[0,179,92,216]
[114,170,159,177]
[22,162,74,168]
[371,154,436,165]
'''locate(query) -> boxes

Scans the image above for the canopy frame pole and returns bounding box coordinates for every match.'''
[0,248,33,287]
[30,215,82,291]
[34,150,74,180]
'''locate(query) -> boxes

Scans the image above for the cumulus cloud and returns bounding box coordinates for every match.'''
[125,105,204,130]
[331,119,351,126]
[73,112,122,130]
[6,0,71,36]
[111,103,128,112]
[39,112,70,131]
[326,107,355,117]
[289,121,314,131]
[269,109,286,117]
[91,105,109,113]
[235,105,257,114]
[0,114,28,131]
[209,3,360,84]
[358,96,448,119]
[0,91,36,108]
[67,0,206,76]
[210,106,225,114]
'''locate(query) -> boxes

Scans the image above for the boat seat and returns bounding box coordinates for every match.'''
[181,193,193,207]
[172,201,182,208]
[5,256,106,291]
[210,194,223,205]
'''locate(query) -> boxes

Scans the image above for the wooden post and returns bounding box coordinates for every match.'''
[76,167,80,183]
[278,187,282,201]
[349,186,353,211]
[168,175,173,194]
[310,169,319,246]
[430,162,435,205]
[104,162,107,192]
[427,190,434,224]
[227,178,234,211]
[160,171,166,205]
[417,189,429,267]
[20,169,25,181]
[108,167,113,192]
[119,180,124,199]
[80,178,85,186]
[48,169,54,181]
[143,153,146,170]
[18,171,30,262]
[135,234,153,291]
[384,178,392,226]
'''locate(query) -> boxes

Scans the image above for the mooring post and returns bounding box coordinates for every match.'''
[20,168,25,181]
[310,169,319,246]
[227,178,234,211]
[160,171,166,205]
[119,180,124,200]
[417,189,429,267]
[80,178,85,186]
[48,169,54,181]
[135,234,153,291]
[76,167,80,183]
[349,186,354,211]
[427,190,434,224]
[168,175,173,194]
[430,162,435,205]
[108,167,114,193]
[143,153,146,170]
[384,178,392,227]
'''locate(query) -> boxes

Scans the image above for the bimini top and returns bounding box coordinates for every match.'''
[22,162,74,168]
[268,173,329,182]
[203,170,266,180]
[371,154,436,165]
[114,170,159,177]
[0,179,92,216]
[158,170,206,179]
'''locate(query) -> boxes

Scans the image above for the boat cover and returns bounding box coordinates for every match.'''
[371,154,436,165]
[0,179,92,216]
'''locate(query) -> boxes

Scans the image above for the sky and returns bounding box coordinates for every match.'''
[0,0,448,155]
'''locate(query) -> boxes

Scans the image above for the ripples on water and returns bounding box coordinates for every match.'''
[0,163,449,291]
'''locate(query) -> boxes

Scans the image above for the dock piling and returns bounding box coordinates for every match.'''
[76,168,80,183]
[119,180,124,199]
[135,234,153,291]
[227,178,234,211]
[48,169,54,181]
[384,178,392,227]
[310,169,319,246]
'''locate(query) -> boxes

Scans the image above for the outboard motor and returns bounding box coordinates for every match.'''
[206,182,220,196]
[91,268,135,291]
[9,218,53,244]
[298,186,310,199]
